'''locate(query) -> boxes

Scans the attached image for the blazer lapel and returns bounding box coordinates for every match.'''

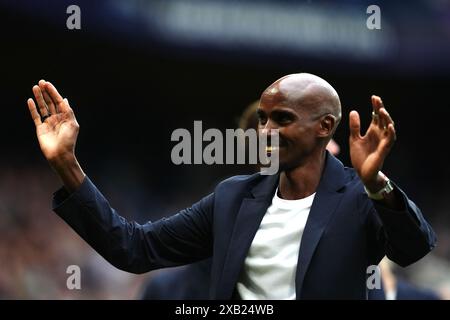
[218,174,279,299]
[295,153,347,298]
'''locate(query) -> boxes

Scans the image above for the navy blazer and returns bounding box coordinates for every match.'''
[140,259,212,300]
[53,153,436,299]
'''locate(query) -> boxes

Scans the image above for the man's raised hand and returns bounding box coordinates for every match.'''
[27,80,79,164]
[349,95,396,193]
[27,80,84,192]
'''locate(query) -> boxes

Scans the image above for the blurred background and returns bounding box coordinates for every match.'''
[0,0,449,299]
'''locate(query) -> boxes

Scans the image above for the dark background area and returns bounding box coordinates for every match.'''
[0,0,449,299]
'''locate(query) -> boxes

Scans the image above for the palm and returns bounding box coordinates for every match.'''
[36,112,78,160]
[349,96,396,185]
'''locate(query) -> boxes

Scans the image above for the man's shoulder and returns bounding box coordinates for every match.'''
[215,172,264,190]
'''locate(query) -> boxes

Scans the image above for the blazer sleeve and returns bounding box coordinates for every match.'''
[364,182,437,267]
[52,176,214,274]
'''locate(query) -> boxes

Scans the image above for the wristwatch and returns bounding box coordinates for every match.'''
[364,172,394,200]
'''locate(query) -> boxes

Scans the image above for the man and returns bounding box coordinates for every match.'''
[140,99,342,300]
[26,73,436,299]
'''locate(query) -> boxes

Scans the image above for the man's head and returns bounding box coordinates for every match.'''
[258,73,341,170]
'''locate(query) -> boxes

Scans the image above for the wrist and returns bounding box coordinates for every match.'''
[49,153,85,193]
[364,171,395,201]
[49,152,78,171]
[363,171,387,194]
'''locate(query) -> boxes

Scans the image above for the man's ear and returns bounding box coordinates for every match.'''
[317,114,336,138]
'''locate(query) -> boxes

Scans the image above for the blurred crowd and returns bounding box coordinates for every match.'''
[0,164,146,299]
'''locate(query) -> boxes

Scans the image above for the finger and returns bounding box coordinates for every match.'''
[27,98,42,126]
[43,90,57,114]
[379,113,388,131]
[32,85,49,117]
[377,108,392,131]
[371,96,383,126]
[45,82,68,112]
[379,108,394,127]
[378,123,396,154]
[371,95,382,115]
[44,81,74,115]
[39,80,57,114]
[349,110,361,139]
[387,123,396,141]
[374,96,393,130]
[377,108,387,131]
[62,98,75,118]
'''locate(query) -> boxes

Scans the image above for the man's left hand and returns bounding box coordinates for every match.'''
[349,95,396,193]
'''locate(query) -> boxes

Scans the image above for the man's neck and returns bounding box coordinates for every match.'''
[278,150,327,200]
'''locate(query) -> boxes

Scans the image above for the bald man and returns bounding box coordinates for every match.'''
[27,74,436,299]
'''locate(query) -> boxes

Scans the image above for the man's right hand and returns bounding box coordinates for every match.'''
[27,80,85,192]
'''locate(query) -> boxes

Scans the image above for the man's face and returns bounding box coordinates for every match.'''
[257,87,320,171]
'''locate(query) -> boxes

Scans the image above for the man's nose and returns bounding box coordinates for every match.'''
[259,122,280,144]
[260,120,278,135]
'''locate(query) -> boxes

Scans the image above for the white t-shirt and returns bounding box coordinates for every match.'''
[236,188,316,300]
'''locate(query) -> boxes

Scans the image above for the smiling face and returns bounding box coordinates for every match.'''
[257,73,341,171]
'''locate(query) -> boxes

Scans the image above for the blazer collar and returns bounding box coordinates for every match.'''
[316,151,347,193]
[249,172,280,199]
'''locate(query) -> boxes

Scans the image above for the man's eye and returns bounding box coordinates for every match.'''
[277,115,292,124]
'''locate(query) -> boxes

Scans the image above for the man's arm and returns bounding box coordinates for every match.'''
[349,95,436,265]
[27,80,213,273]
[364,182,436,267]
[53,176,214,273]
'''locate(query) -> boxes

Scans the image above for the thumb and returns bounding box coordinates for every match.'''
[349,110,361,139]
